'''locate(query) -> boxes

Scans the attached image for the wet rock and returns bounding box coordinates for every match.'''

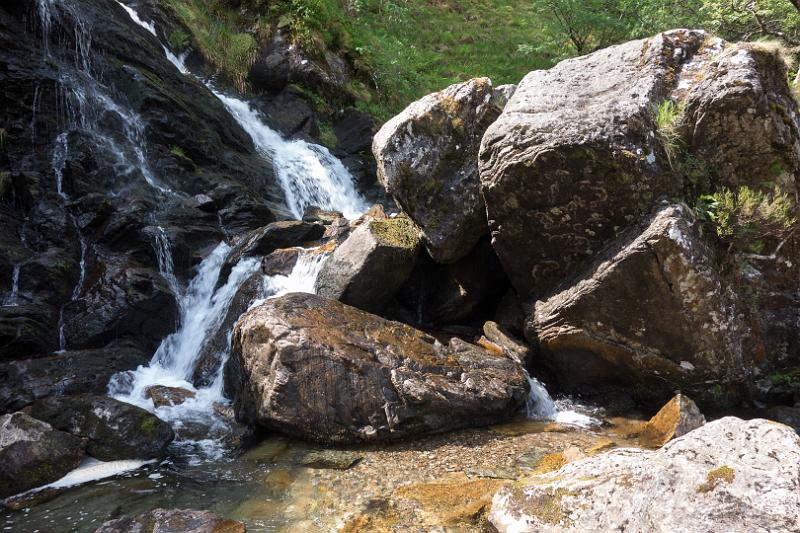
[301,450,362,470]
[219,221,325,286]
[0,342,149,413]
[0,304,59,358]
[395,237,508,326]
[0,412,84,498]
[26,394,174,460]
[227,293,528,443]
[261,248,300,277]
[322,217,351,242]
[302,206,343,224]
[489,417,800,532]
[374,78,503,264]
[315,217,420,313]
[94,508,245,533]
[256,86,318,139]
[479,30,707,297]
[528,204,752,407]
[144,385,196,408]
[640,394,705,446]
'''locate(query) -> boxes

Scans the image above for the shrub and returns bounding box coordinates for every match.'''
[696,186,796,253]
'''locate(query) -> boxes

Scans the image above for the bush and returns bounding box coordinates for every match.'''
[696,186,796,253]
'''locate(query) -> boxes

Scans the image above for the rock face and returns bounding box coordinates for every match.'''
[315,217,420,313]
[374,78,504,264]
[0,342,148,413]
[489,417,800,532]
[640,394,706,446]
[227,293,528,443]
[26,394,174,460]
[0,412,84,498]
[94,508,245,533]
[529,204,752,406]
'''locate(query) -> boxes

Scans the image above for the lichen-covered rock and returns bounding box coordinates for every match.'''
[480,31,711,297]
[314,217,420,313]
[374,78,504,264]
[227,293,528,443]
[26,394,174,460]
[489,417,800,532]
[640,394,705,446]
[94,508,245,533]
[528,204,752,407]
[0,412,84,498]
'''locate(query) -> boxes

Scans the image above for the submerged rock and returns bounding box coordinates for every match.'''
[489,417,800,532]
[26,394,174,460]
[315,216,420,313]
[144,385,196,408]
[529,204,752,407]
[94,508,245,533]
[0,412,84,498]
[227,293,528,443]
[374,78,504,264]
[640,394,705,446]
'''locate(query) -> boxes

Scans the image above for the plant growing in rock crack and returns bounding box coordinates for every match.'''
[695,186,797,254]
[653,100,684,169]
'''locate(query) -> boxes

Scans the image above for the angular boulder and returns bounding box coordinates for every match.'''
[0,412,84,498]
[26,394,174,460]
[314,217,420,313]
[480,31,710,297]
[489,417,800,532]
[95,508,245,533]
[640,393,705,446]
[528,204,751,407]
[227,293,528,443]
[374,78,504,263]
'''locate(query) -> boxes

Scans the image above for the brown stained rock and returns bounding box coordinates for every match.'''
[261,248,300,277]
[393,474,504,527]
[640,394,705,446]
[144,385,196,408]
[227,293,528,443]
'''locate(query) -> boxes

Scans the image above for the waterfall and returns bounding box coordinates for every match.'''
[262,248,330,299]
[213,93,369,220]
[524,371,599,428]
[3,265,21,307]
[152,226,181,299]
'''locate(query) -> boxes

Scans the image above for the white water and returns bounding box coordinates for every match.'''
[12,458,154,498]
[262,248,329,299]
[3,265,20,307]
[115,2,367,219]
[525,371,600,428]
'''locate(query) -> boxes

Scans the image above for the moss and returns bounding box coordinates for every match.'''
[697,465,735,493]
[317,120,338,149]
[528,487,573,525]
[369,218,418,249]
[140,414,157,436]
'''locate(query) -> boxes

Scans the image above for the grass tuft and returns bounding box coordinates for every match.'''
[653,100,684,169]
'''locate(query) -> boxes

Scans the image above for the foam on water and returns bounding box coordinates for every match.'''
[525,371,600,428]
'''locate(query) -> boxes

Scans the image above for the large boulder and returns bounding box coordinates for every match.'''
[374,78,506,264]
[95,508,245,533]
[227,293,528,443]
[315,217,420,313]
[26,394,174,460]
[528,204,752,407]
[0,412,84,498]
[489,417,800,532]
[480,31,709,297]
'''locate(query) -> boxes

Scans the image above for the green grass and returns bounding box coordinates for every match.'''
[161,0,258,91]
[169,145,187,158]
[653,100,683,168]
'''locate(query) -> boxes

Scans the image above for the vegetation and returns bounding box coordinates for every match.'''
[697,465,735,493]
[653,100,684,169]
[695,186,797,253]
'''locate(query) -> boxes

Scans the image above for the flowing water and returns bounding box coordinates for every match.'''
[3,2,613,528]
[524,371,600,428]
[2,265,20,307]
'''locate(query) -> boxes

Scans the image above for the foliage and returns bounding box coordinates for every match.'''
[653,100,684,169]
[167,29,190,51]
[696,186,797,253]
[169,145,187,158]
[316,120,338,148]
[162,0,258,91]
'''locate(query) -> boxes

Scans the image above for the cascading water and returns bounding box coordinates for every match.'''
[524,370,600,428]
[3,265,20,307]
